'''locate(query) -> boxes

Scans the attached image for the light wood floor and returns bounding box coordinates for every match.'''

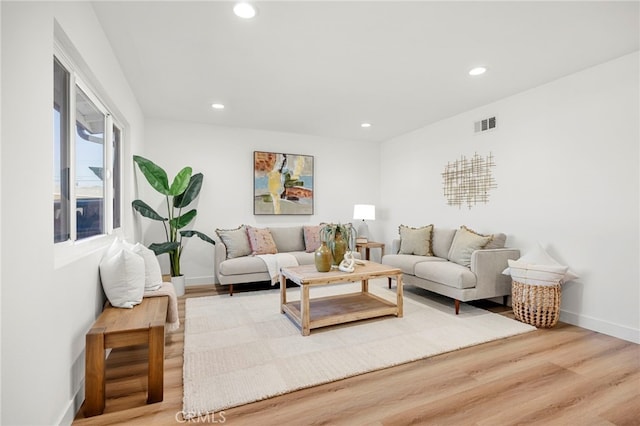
[73,283,640,426]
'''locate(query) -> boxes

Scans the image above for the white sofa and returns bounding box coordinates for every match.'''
[381,225,519,314]
[213,225,360,295]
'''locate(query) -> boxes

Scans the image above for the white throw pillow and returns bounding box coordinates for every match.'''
[132,243,163,291]
[508,260,568,287]
[99,246,145,308]
[502,242,579,282]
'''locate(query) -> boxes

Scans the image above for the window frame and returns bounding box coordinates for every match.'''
[54,43,125,267]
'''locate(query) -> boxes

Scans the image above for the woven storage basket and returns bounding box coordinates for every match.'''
[512,280,561,328]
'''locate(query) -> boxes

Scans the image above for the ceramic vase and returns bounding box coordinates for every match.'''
[331,232,347,266]
[314,241,332,272]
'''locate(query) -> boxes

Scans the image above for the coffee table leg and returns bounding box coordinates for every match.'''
[361,279,369,293]
[301,285,310,336]
[396,274,404,318]
[280,273,286,313]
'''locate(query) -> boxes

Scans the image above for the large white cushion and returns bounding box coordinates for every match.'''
[132,243,163,291]
[508,259,567,287]
[502,242,578,282]
[99,245,145,308]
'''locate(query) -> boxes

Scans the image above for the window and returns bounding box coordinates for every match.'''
[53,55,122,244]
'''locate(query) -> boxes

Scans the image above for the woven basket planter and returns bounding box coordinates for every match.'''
[512,280,561,328]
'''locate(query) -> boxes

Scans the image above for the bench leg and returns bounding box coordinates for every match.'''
[147,324,165,404]
[84,330,106,417]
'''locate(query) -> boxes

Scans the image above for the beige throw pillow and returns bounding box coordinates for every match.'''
[398,224,433,256]
[216,225,251,259]
[447,226,492,267]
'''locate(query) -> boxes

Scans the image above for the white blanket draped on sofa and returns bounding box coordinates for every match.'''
[256,253,299,285]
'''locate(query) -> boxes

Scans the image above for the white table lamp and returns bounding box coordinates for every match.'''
[353,204,375,241]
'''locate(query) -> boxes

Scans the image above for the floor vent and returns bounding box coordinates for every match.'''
[474,116,497,133]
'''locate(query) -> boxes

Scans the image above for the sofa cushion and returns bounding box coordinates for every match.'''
[289,251,315,265]
[398,224,433,256]
[447,226,492,267]
[218,256,268,276]
[303,225,322,252]
[382,254,445,275]
[414,261,477,289]
[270,226,305,252]
[507,259,567,286]
[216,225,252,259]
[432,228,456,259]
[247,226,278,255]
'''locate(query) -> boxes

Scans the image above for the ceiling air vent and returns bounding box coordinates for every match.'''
[474,116,497,133]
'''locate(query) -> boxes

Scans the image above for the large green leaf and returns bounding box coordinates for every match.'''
[149,241,180,256]
[174,173,203,208]
[133,155,170,195]
[169,166,193,196]
[181,229,216,245]
[132,200,167,221]
[170,209,197,230]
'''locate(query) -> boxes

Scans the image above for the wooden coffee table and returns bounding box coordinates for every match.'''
[279,261,403,336]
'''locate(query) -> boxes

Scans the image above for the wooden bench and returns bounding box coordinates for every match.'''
[84,296,169,417]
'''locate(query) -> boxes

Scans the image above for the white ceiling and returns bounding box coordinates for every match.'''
[92,1,639,143]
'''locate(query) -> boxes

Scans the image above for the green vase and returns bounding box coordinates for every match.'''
[331,232,347,266]
[314,241,332,272]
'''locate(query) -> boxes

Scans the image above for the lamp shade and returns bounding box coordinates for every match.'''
[353,204,375,221]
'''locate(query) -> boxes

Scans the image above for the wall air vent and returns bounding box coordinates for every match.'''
[474,116,497,133]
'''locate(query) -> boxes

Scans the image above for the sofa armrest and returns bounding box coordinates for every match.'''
[212,233,227,283]
[391,239,401,254]
[470,248,520,298]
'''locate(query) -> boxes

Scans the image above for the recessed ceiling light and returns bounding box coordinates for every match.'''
[211,103,225,110]
[469,67,487,76]
[234,3,256,19]
[361,123,372,128]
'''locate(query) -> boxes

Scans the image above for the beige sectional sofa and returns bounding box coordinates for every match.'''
[213,225,360,295]
[381,225,519,314]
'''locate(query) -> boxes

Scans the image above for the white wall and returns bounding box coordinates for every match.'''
[143,119,382,284]
[1,2,144,425]
[380,52,639,343]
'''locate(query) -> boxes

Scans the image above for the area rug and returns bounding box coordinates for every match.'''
[182,280,535,418]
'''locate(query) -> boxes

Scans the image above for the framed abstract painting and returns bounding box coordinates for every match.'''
[253,151,314,215]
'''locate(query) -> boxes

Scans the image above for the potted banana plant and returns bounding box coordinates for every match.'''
[132,155,215,295]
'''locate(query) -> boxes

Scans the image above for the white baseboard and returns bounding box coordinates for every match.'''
[560,309,639,344]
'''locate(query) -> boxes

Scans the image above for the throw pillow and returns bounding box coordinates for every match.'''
[502,242,579,282]
[303,225,323,253]
[99,246,145,308]
[132,243,163,291]
[398,224,433,256]
[216,225,252,259]
[447,226,492,267]
[485,233,506,249]
[246,226,278,255]
[508,259,568,286]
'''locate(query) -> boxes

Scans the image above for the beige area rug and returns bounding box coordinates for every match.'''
[183,280,535,418]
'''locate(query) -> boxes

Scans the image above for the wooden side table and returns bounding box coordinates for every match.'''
[355,241,385,261]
